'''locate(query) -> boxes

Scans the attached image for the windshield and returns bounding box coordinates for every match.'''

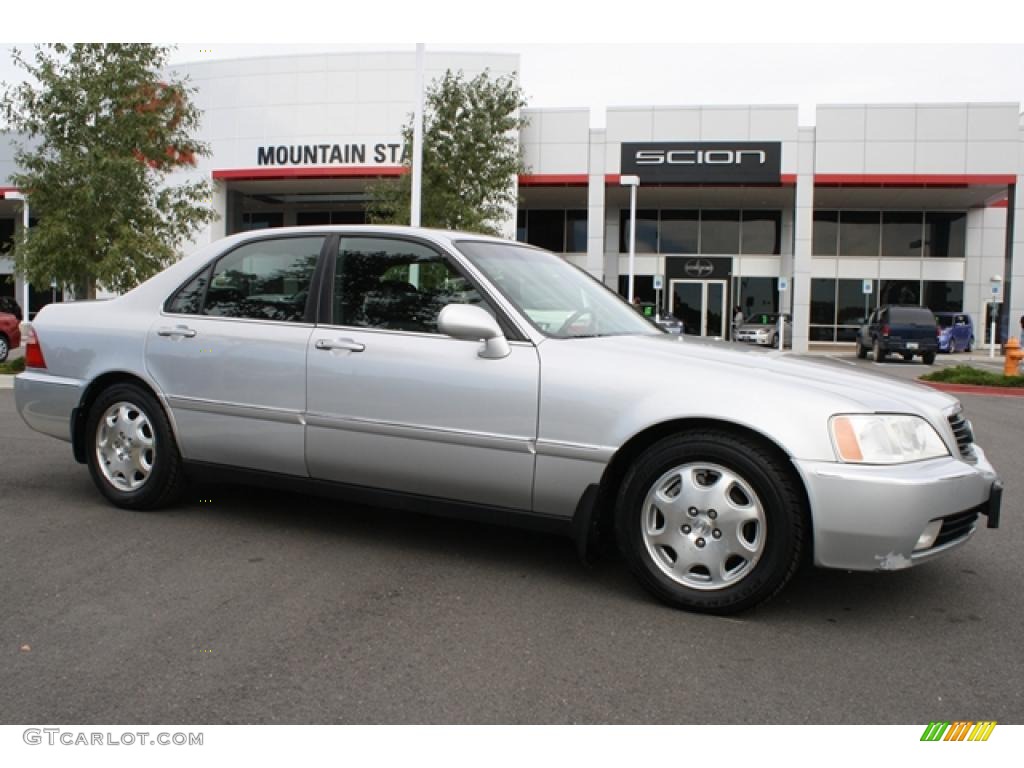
[456,241,661,339]
[889,307,935,324]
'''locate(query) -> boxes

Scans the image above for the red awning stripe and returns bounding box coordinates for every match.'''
[212,166,406,181]
[815,173,1015,187]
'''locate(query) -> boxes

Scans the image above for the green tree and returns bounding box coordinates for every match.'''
[368,69,528,235]
[1,44,215,297]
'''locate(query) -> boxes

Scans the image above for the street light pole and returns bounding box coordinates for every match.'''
[410,43,425,228]
[620,175,640,304]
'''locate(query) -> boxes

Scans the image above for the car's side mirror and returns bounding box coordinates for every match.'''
[438,304,511,360]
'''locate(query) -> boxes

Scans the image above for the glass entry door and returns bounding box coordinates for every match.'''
[670,279,727,338]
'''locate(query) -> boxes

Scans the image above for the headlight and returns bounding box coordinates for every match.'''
[830,414,950,464]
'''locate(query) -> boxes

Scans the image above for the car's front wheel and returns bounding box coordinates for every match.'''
[856,340,868,359]
[85,383,184,510]
[614,430,806,614]
[0,334,8,363]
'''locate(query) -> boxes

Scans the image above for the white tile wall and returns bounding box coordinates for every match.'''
[967,104,1021,142]
[735,257,782,277]
[864,142,916,173]
[520,110,542,144]
[921,259,966,282]
[865,107,916,141]
[326,71,359,99]
[815,142,865,173]
[914,142,967,173]
[541,110,590,144]
[915,106,968,141]
[538,144,589,174]
[811,258,838,278]
[749,107,799,142]
[606,109,654,142]
[699,108,750,139]
[966,142,1019,174]
[836,259,879,279]
[651,108,701,140]
[816,107,866,142]
[878,259,924,280]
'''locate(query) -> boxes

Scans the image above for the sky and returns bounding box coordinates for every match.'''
[2,3,1023,128]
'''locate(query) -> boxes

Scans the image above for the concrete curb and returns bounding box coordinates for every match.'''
[0,376,14,390]
[919,380,1024,398]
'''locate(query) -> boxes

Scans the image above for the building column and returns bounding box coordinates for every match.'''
[586,126,607,281]
[1011,178,1023,340]
[791,127,816,354]
[210,180,228,241]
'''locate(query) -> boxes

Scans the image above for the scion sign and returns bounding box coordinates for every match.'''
[622,142,782,184]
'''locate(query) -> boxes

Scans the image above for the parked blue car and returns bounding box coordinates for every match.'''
[936,312,974,353]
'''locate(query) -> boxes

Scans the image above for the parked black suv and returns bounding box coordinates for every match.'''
[856,305,938,364]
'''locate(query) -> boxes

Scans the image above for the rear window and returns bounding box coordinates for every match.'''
[888,307,935,324]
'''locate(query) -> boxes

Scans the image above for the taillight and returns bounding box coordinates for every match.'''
[24,323,47,369]
[881,324,890,337]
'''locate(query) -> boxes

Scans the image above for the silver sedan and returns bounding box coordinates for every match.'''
[14,226,1002,613]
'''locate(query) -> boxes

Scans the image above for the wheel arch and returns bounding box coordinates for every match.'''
[72,371,177,464]
[590,417,813,561]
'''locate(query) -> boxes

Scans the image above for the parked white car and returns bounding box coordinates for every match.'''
[15,226,1002,613]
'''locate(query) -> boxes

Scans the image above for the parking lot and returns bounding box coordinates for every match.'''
[1,354,1022,724]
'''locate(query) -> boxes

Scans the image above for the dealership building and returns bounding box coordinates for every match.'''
[2,50,1023,352]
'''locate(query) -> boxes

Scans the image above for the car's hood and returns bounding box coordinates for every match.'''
[565,333,957,415]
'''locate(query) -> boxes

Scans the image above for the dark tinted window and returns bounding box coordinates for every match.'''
[700,210,740,254]
[334,237,486,334]
[741,211,781,254]
[566,210,588,253]
[924,280,963,312]
[888,306,934,324]
[924,212,967,258]
[525,210,566,252]
[620,210,658,253]
[810,278,836,325]
[839,211,881,256]
[241,212,284,231]
[166,267,211,315]
[837,279,871,325]
[203,237,322,322]
[660,210,699,254]
[881,211,923,257]
[879,280,920,307]
[813,211,839,255]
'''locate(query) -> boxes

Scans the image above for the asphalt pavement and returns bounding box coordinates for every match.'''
[1,359,1022,724]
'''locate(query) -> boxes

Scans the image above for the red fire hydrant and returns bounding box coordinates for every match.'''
[1005,337,1023,377]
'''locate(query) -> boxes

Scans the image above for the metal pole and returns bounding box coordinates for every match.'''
[410,43,425,228]
[990,303,997,359]
[628,182,637,304]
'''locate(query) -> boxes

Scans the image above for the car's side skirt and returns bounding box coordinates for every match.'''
[182,460,578,538]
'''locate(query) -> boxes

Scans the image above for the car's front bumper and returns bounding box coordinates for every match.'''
[735,333,773,345]
[795,445,1000,571]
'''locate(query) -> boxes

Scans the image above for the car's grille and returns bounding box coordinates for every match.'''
[932,507,981,549]
[947,410,976,461]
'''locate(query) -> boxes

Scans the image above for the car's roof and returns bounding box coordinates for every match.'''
[223,224,515,247]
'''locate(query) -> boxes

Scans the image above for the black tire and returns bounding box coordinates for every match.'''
[966,337,973,353]
[856,341,868,359]
[922,351,936,365]
[0,333,8,363]
[902,354,913,362]
[614,430,807,614]
[873,339,885,363]
[85,383,184,510]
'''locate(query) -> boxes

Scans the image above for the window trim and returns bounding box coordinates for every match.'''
[325,233,529,343]
[163,232,332,323]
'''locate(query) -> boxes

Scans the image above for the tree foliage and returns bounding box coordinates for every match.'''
[368,69,528,236]
[1,44,214,296]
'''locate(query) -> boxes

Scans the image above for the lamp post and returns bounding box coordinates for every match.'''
[990,274,1003,359]
[6,191,30,325]
[410,43,425,228]
[620,175,640,304]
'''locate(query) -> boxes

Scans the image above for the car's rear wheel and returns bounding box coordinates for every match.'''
[614,430,806,614]
[0,334,8,363]
[873,339,885,362]
[902,353,913,362]
[922,351,936,365]
[966,337,973,353]
[86,383,183,510]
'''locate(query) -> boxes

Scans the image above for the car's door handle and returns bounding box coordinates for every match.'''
[157,326,197,338]
[315,338,365,353]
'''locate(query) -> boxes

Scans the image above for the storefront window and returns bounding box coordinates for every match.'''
[924,212,967,258]
[619,210,659,253]
[524,210,566,253]
[741,211,781,255]
[700,210,740,254]
[879,279,920,306]
[839,211,881,256]
[660,210,699,254]
[736,277,778,317]
[924,280,964,312]
[813,211,839,255]
[566,210,587,253]
[881,211,924,257]
[810,278,836,325]
[837,279,873,326]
